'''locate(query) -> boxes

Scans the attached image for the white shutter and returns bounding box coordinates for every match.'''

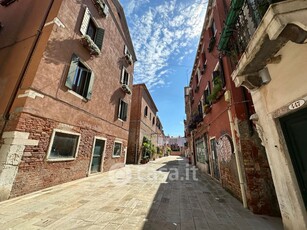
[80,7,91,35]
[120,68,125,84]
[197,68,201,82]
[124,45,128,55]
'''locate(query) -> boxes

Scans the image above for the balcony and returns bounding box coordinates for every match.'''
[218,0,307,90]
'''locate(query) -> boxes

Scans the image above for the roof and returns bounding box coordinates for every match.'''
[133,83,158,112]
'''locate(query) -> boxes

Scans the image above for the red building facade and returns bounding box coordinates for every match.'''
[185,0,279,215]
[0,0,135,200]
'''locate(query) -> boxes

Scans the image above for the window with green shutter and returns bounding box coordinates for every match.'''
[120,67,129,85]
[65,54,95,100]
[80,7,105,52]
[118,99,128,121]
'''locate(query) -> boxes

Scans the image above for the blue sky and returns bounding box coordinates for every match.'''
[120,0,208,137]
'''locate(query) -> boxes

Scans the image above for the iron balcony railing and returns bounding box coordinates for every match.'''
[218,0,285,66]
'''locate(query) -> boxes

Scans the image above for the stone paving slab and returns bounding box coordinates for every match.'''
[0,156,283,230]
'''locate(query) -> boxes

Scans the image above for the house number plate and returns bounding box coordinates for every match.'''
[289,99,305,110]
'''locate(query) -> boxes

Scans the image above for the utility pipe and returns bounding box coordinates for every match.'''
[225,90,247,208]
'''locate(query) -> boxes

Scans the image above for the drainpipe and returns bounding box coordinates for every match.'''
[225,90,247,208]
[0,0,55,138]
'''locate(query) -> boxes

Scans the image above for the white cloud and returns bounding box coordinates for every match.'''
[126,0,207,90]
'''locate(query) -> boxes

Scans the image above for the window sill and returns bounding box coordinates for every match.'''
[112,155,121,158]
[68,90,88,102]
[117,118,126,122]
[47,157,76,162]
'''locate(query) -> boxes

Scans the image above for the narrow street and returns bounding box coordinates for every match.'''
[0,156,282,230]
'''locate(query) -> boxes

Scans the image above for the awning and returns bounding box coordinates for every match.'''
[218,0,245,52]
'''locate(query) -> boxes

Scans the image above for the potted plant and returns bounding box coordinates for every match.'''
[208,77,223,103]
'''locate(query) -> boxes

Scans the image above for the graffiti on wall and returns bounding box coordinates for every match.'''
[217,134,234,163]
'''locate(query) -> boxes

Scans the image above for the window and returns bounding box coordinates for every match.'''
[121,67,129,85]
[80,7,105,51]
[152,117,155,125]
[212,59,226,88]
[113,141,122,157]
[144,106,148,117]
[204,82,211,105]
[210,20,217,37]
[65,54,95,99]
[195,136,209,164]
[0,0,16,6]
[118,99,128,121]
[47,130,80,160]
[198,101,203,116]
[150,113,152,120]
[197,67,202,83]
[124,45,133,64]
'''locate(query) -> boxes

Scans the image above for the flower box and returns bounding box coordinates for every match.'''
[81,35,101,56]
[121,84,132,95]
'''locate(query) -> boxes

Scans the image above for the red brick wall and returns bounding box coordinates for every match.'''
[9,112,126,198]
[239,121,280,216]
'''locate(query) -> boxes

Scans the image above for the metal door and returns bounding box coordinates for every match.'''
[210,138,220,180]
[280,107,307,208]
[91,139,105,173]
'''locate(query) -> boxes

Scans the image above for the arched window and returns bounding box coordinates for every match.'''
[152,117,155,125]
[144,106,148,117]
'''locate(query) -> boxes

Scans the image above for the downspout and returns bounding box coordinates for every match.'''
[225,90,247,208]
[0,0,55,138]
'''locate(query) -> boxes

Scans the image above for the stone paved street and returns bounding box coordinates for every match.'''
[0,156,283,230]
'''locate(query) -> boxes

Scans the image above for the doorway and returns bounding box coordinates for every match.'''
[280,107,307,208]
[210,138,220,180]
[90,138,106,173]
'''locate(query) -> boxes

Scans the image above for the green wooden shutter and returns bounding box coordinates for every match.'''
[123,102,128,121]
[86,71,95,100]
[65,54,79,89]
[80,7,91,35]
[94,28,105,50]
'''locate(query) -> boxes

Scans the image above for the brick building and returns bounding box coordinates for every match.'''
[218,0,307,228]
[184,0,279,215]
[0,0,136,200]
[127,84,164,164]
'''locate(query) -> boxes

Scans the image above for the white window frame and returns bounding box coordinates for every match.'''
[211,20,217,37]
[197,67,202,84]
[112,140,123,158]
[46,129,81,162]
[88,136,107,175]
[121,67,130,85]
